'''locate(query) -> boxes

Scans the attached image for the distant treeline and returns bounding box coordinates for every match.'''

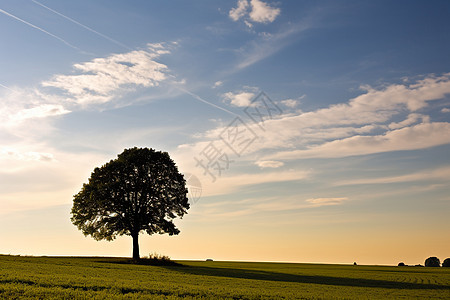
[398,257,450,267]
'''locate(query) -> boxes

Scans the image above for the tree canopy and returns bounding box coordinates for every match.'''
[71,147,189,260]
[443,258,450,268]
[424,256,440,267]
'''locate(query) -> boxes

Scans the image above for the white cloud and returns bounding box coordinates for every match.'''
[146,42,171,56]
[0,88,71,132]
[295,74,450,127]
[229,0,249,21]
[213,81,223,88]
[255,160,284,168]
[281,99,298,108]
[269,122,450,160]
[244,20,253,28]
[388,113,429,130]
[183,74,450,168]
[229,0,280,25]
[251,75,450,157]
[11,104,70,123]
[442,107,450,113]
[0,148,55,162]
[305,197,348,207]
[223,91,255,107]
[249,0,280,23]
[42,44,170,106]
[0,43,176,136]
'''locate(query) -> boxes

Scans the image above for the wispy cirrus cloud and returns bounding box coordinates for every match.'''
[235,21,313,70]
[255,74,450,158]
[194,195,348,219]
[305,197,348,207]
[0,39,236,184]
[0,148,54,162]
[11,104,69,123]
[42,43,171,106]
[1,43,173,130]
[227,0,313,73]
[182,74,450,174]
[388,113,429,130]
[334,166,450,186]
[247,196,347,213]
[0,88,70,130]
[255,160,284,168]
[199,169,309,197]
[269,122,450,160]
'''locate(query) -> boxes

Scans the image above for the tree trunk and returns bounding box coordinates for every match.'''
[132,233,140,261]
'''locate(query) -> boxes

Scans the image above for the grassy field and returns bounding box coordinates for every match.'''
[0,255,449,299]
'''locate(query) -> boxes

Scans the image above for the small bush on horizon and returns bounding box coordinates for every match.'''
[137,252,180,266]
[144,252,171,261]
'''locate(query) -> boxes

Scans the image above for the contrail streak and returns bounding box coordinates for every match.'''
[0,7,83,52]
[175,86,239,117]
[0,83,17,92]
[2,4,234,117]
[30,1,236,116]
[31,0,132,51]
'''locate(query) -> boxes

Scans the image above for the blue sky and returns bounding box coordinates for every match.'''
[0,0,449,265]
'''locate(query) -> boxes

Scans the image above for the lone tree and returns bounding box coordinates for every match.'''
[443,258,450,267]
[424,256,440,267]
[71,147,189,260]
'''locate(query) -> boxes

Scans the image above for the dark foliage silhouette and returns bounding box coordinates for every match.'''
[424,257,440,267]
[398,262,405,266]
[71,147,189,260]
[443,258,450,267]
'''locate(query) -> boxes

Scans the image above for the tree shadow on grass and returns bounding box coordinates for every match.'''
[166,265,450,290]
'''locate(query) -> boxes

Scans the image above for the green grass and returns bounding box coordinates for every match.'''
[1,255,449,299]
